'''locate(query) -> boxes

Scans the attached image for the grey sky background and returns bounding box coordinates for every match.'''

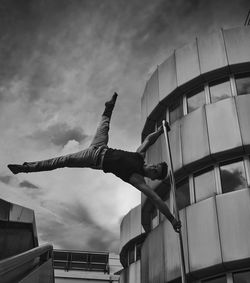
[0,0,249,252]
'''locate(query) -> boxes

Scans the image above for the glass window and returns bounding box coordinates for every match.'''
[176,178,190,210]
[169,97,183,124]
[235,73,250,96]
[220,159,247,194]
[194,167,216,202]
[202,275,226,283]
[157,110,167,128]
[128,247,135,265]
[187,87,205,113]
[209,78,232,103]
[233,270,250,283]
[135,243,142,261]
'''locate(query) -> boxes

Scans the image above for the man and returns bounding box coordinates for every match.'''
[8,93,181,232]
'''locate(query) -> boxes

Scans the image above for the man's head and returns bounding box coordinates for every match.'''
[143,162,168,180]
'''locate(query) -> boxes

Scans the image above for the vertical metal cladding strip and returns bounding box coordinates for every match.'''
[232,96,244,153]
[221,28,230,72]
[162,120,187,283]
[214,194,224,270]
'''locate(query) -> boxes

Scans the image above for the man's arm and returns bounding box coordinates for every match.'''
[129,173,181,232]
[136,125,164,155]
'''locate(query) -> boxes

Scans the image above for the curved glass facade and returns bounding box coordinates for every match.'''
[138,26,250,283]
[143,73,250,132]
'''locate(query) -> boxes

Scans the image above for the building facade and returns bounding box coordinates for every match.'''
[0,198,54,283]
[119,205,146,283]
[53,249,121,282]
[120,25,250,283]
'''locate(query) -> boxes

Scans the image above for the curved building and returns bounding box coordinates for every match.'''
[119,205,146,283]
[121,26,250,283]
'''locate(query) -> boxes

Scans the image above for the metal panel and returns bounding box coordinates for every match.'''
[128,262,136,283]
[146,69,160,116]
[168,120,183,172]
[216,189,250,266]
[129,206,142,240]
[158,54,178,101]
[175,41,201,87]
[120,212,131,252]
[223,26,250,66]
[205,98,242,156]
[135,261,141,283]
[127,261,140,283]
[20,259,54,283]
[181,106,210,166]
[148,225,165,283]
[9,204,34,223]
[0,199,10,221]
[119,269,128,283]
[141,237,149,283]
[186,197,222,272]
[235,95,250,148]
[197,29,228,76]
[141,85,148,127]
[163,210,188,281]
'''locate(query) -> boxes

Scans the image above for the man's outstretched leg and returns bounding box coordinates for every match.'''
[90,92,118,148]
[8,93,118,175]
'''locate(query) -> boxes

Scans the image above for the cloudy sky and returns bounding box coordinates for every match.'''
[0,0,249,253]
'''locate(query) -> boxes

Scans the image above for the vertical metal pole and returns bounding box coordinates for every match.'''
[162,120,187,283]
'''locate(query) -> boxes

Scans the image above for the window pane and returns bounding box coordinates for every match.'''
[235,73,250,96]
[169,98,183,124]
[128,247,135,265]
[209,79,232,103]
[176,179,190,210]
[220,160,247,194]
[135,243,142,261]
[187,88,205,113]
[194,167,216,202]
[202,275,226,283]
[233,270,250,283]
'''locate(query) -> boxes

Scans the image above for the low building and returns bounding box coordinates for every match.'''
[53,249,121,282]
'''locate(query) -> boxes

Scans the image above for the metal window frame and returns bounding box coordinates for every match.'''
[189,175,195,204]
[230,74,237,97]
[243,156,250,187]
[192,165,218,202]
[204,83,211,104]
[214,164,222,195]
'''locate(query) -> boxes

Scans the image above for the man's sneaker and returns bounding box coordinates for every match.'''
[105,92,118,107]
[103,93,118,118]
[8,164,27,174]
